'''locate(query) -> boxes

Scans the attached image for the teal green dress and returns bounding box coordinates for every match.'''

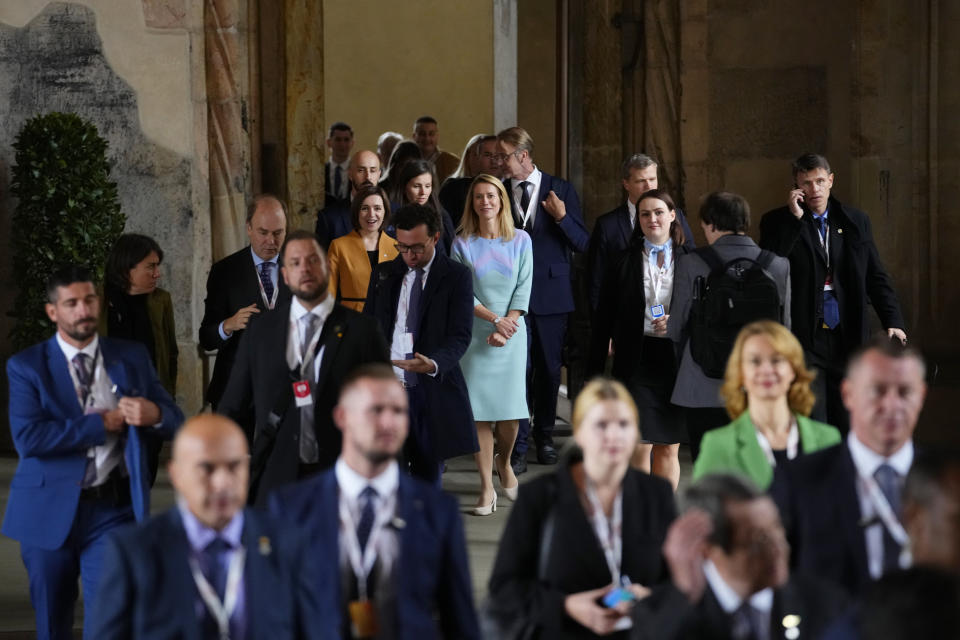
[451,231,533,421]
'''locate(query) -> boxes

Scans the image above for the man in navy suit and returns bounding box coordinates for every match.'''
[269,363,480,639]
[497,126,589,471]
[316,150,382,249]
[325,121,354,206]
[772,336,927,597]
[2,265,183,640]
[365,204,478,484]
[90,414,322,639]
[587,153,696,311]
[199,194,291,409]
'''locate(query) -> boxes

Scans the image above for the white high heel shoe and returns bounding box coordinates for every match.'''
[470,492,497,516]
[495,454,519,501]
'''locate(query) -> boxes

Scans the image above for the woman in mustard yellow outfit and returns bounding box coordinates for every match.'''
[327,185,398,311]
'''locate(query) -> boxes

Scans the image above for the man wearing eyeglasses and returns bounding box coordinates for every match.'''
[364,204,479,485]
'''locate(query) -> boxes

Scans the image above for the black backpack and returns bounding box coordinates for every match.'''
[689,246,783,378]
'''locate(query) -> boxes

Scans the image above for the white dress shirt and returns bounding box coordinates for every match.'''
[641,245,674,336]
[328,159,350,200]
[511,167,543,229]
[56,334,123,487]
[703,559,773,638]
[285,295,336,382]
[847,433,913,578]
[390,251,438,381]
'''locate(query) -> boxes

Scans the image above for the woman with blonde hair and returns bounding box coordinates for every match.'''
[487,378,675,638]
[451,173,532,515]
[693,320,841,489]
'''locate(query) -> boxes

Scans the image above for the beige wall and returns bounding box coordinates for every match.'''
[323,0,494,159]
[517,0,558,176]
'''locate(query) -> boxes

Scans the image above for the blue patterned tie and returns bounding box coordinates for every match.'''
[874,464,902,571]
[258,261,275,304]
[403,269,423,387]
[356,486,378,552]
[203,537,230,600]
[71,353,93,407]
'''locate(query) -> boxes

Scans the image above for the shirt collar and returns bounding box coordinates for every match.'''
[512,166,541,189]
[250,247,279,268]
[703,559,774,614]
[812,206,830,221]
[177,499,245,551]
[408,247,437,279]
[626,199,637,225]
[848,432,914,478]
[289,294,335,324]
[334,457,400,502]
[56,333,99,363]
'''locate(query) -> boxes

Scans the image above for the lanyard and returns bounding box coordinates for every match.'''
[813,216,831,271]
[754,417,799,467]
[291,314,324,378]
[858,472,909,548]
[645,252,671,307]
[255,263,280,310]
[188,547,245,640]
[338,491,396,601]
[584,480,624,584]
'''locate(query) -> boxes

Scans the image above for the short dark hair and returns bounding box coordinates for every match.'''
[699,191,750,233]
[350,185,391,232]
[328,121,353,138]
[681,473,763,553]
[414,116,437,128]
[245,194,288,225]
[105,234,164,292]
[621,153,658,180]
[392,204,440,237]
[46,264,95,303]
[631,188,685,247]
[792,153,832,179]
[846,332,926,380]
[340,362,400,399]
[279,229,324,265]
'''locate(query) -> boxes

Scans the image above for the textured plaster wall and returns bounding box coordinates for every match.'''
[0,2,207,426]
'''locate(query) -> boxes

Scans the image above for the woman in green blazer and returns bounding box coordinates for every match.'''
[693,320,840,489]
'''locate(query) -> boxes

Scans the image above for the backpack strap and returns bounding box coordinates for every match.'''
[695,245,724,271]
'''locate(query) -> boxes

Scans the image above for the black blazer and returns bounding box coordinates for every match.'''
[199,246,292,408]
[759,197,904,359]
[488,454,676,639]
[315,199,352,250]
[770,443,873,597]
[587,240,690,379]
[587,204,696,310]
[631,574,848,640]
[218,301,389,506]
[364,252,479,460]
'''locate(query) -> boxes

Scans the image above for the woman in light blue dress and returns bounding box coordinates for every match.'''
[452,174,533,515]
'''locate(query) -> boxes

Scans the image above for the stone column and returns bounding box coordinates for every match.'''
[205,0,249,260]
[284,0,324,230]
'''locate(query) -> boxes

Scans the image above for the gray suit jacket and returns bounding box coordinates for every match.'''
[668,234,791,407]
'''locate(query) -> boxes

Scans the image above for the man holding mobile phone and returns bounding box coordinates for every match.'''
[759,153,906,432]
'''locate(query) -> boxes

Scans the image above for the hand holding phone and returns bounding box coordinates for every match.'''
[788,188,805,219]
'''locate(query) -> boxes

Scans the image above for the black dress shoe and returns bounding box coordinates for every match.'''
[511,454,528,476]
[536,443,558,465]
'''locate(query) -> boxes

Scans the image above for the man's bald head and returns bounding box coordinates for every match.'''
[169,414,249,530]
[348,150,381,194]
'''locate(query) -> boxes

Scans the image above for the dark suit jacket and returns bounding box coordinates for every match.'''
[2,336,183,549]
[364,252,479,460]
[217,301,389,506]
[315,199,353,250]
[268,468,480,640]
[587,203,697,310]
[89,508,324,640]
[488,454,676,639]
[438,176,472,227]
[505,172,589,315]
[587,240,691,379]
[759,197,904,360]
[770,443,873,597]
[199,246,292,408]
[325,160,349,206]
[632,574,848,640]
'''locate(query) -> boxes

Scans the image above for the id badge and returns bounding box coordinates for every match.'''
[348,599,379,638]
[650,304,665,319]
[292,380,312,408]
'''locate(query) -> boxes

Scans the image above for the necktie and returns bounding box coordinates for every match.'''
[403,269,423,387]
[258,261,275,305]
[814,215,840,329]
[334,165,343,199]
[203,537,231,601]
[299,313,320,463]
[814,214,828,243]
[519,181,532,227]
[732,602,765,640]
[874,464,903,571]
[356,486,378,552]
[72,353,93,407]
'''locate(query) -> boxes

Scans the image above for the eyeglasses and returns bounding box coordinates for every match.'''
[494,150,522,162]
[394,243,428,255]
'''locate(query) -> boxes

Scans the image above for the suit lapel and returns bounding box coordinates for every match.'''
[837,447,870,582]
[419,252,448,326]
[163,509,205,640]
[313,305,349,393]
[771,580,806,640]
[803,214,828,266]
[733,414,774,489]
[616,205,633,246]
[45,336,82,417]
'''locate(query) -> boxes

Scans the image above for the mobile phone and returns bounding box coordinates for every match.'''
[600,587,636,608]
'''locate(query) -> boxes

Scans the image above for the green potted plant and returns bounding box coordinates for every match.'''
[9,112,126,349]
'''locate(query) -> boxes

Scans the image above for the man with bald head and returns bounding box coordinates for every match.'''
[270,363,479,638]
[200,194,292,408]
[316,150,382,249]
[91,414,322,639]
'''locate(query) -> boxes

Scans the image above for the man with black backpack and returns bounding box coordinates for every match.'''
[669,191,791,461]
